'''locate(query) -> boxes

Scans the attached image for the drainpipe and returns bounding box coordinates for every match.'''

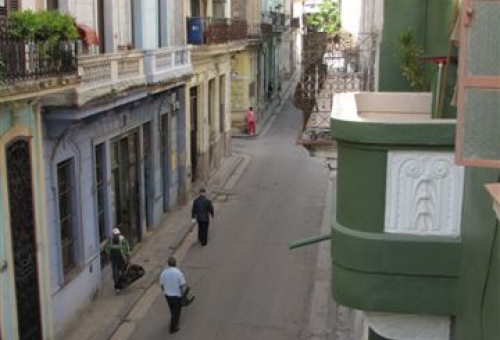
[289,233,331,249]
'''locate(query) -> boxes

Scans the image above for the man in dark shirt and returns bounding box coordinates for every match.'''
[191,188,214,246]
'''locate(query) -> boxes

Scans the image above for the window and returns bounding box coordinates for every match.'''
[455,0,500,168]
[95,144,106,242]
[46,0,58,10]
[190,0,200,17]
[57,159,76,275]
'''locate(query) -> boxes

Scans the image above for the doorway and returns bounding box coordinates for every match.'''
[190,87,199,183]
[143,122,153,228]
[111,131,141,247]
[6,139,43,340]
[161,113,170,211]
[97,0,105,53]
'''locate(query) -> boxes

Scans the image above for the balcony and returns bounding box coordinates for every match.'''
[45,51,146,108]
[330,92,462,316]
[144,46,193,85]
[0,34,78,101]
[247,22,273,40]
[186,17,248,45]
[261,11,288,33]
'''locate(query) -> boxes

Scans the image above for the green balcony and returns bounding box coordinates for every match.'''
[330,92,462,316]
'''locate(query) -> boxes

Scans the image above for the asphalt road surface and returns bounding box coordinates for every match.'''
[128,101,330,340]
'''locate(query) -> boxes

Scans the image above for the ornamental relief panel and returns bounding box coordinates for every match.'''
[385,152,464,236]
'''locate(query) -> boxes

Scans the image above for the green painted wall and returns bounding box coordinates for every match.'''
[332,223,459,314]
[331,118,460,315]
[456,168,500,340]
[379,0,425,92]
[379,0,458,118]
[337,144,386,233]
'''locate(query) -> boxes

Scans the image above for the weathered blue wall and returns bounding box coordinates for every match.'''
[44,87,187,335]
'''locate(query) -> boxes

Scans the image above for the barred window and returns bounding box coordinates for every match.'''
[57,159,76,275]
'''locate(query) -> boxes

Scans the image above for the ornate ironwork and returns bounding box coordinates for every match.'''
[293,31,377,143]
[186,17,248,45]
[0,33,77,85]
[6,139,42,340]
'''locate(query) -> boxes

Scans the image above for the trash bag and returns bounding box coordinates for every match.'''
[121,263,145,286]
[181,285,195,306]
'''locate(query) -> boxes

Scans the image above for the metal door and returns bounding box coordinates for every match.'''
[293,32,377,142]
[111,131,141,247]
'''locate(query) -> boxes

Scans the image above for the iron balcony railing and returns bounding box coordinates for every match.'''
[0,33,77,85]
[247,22,273,39]
[186,17,248,45]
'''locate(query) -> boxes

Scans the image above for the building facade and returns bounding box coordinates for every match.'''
[186,0,247,180]
[0,1,80,339]
[1,0,195,338]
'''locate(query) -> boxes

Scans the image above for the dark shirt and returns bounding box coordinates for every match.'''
[191,195,214,222]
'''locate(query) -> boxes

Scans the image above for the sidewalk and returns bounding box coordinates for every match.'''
[60,153,251,340]
[232,73,299,139]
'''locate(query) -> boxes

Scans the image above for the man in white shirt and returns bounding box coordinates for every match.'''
[159,256,186,333]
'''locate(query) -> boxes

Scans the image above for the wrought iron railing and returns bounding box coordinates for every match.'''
[261,23,272,37]
[247,22,273,38]
[271,12,286,26]
[186,17,248,45]
[0,33,77,85]
[247,22,262,39]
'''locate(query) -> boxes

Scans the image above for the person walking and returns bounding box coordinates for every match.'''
[105,228,130,293]
[159,256,186,333]
[246,106,256,136]
[191,188,214,246]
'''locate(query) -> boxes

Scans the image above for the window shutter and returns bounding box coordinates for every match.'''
[455,0,500,168]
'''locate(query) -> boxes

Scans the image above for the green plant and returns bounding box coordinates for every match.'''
[399,28,428,91]
[305,0,341,35]
[9,10,78,44]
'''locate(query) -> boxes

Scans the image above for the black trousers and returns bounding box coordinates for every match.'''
[197,221,209,245]
[165,295,182,332]
[111,258,126,289]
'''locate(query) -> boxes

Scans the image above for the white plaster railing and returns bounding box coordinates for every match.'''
[75,51,146,106]
[331,92,434,121]
[144,46,193,84]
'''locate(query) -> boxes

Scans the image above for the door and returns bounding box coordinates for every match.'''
[111,131,141,247]
[208,78,216,171]
[143,122,153,228]
[97,0,105,53]
[6,139,43,340]
[190,87,198,183]
[161,113,171,211]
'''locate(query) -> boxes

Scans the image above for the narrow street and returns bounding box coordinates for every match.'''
[125,101,333,340]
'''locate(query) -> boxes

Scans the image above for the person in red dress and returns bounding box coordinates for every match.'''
[246,106,256,136]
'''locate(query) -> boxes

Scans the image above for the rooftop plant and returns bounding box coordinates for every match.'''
[8,10,78,44]
[305,0,341,35]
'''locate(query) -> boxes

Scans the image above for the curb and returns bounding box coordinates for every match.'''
[102,155,251,340]
[96,221,195,340]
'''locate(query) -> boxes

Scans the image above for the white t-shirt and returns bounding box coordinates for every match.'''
[159,267,186,297]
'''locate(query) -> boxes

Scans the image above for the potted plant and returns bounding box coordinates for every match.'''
[398,28,429,91]
[8,10,79,72]
[9,10,78,43]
